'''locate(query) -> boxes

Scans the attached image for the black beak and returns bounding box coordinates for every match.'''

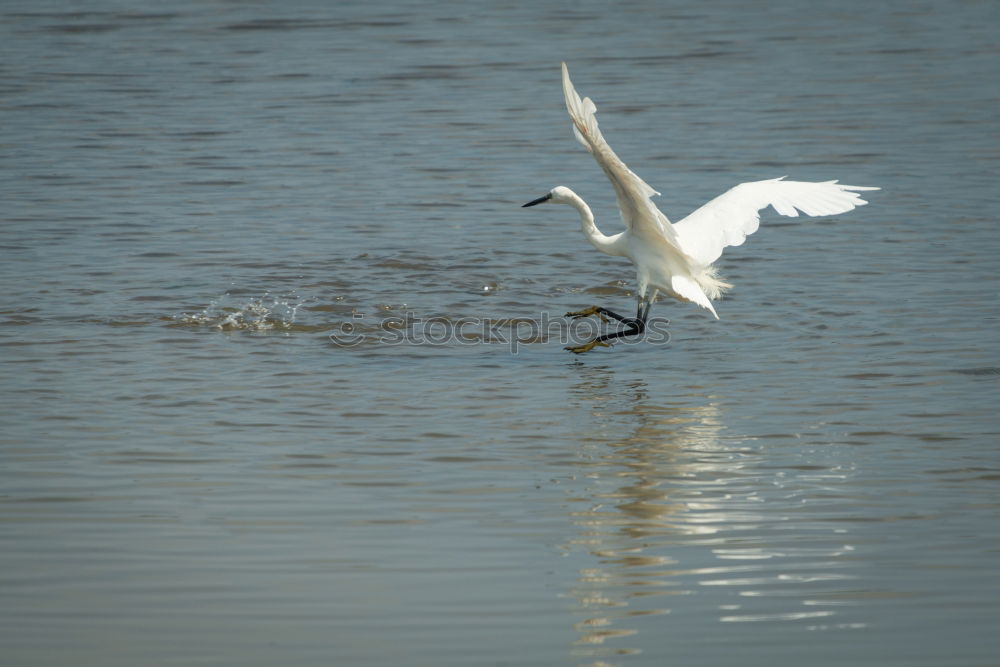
[522,193,552,207]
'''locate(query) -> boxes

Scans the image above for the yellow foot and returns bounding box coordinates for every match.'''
[564,339,610,354]
[565,306,609,323]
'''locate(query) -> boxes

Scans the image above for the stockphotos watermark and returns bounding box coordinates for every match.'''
[329,311,670,352]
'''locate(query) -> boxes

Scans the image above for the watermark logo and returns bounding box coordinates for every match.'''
[329,311,670,353]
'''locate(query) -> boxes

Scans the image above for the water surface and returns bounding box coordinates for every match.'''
[2,1,999,665]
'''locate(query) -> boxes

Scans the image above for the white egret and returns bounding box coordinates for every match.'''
[523,63,879,354]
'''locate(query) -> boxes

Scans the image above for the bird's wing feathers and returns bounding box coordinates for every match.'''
[561,63,680,246]
[672,177,880,267]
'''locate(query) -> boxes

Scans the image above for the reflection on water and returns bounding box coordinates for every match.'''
[565,366,863,663]
[565,367,725,661]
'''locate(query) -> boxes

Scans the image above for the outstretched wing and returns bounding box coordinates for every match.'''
[672,177,879,267]
[561,62,680,246]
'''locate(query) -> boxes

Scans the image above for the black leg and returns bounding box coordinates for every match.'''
[565,305,628,323]
[594,300,649,343]
[565,300,653,353]
[639,299,652,322]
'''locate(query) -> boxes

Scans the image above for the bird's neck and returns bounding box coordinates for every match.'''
[566,191,624,257]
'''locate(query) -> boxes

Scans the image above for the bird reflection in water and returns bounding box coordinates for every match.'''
[563,365,742,664]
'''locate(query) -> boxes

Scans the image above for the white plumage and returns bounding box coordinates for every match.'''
[525,63,878,329]
[672,177,878,268]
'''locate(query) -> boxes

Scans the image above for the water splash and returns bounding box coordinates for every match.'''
[176,292,305,332]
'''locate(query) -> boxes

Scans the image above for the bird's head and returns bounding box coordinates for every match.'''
[522,186,575,207]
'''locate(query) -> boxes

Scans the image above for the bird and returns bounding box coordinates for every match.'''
[523,63,879,354]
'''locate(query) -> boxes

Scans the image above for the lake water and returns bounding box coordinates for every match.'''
[2,1,999,665]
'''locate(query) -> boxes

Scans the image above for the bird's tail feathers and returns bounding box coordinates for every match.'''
[671,274,721,319]
[696,266,732,302]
